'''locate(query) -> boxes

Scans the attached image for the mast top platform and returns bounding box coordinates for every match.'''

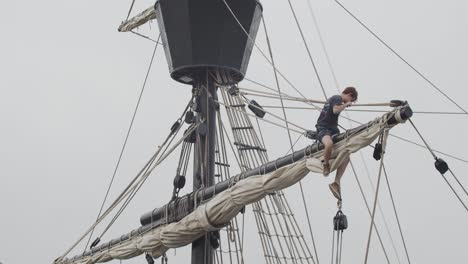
[155,0,263,85]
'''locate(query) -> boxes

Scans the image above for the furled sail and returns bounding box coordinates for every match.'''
[55,106,411,264]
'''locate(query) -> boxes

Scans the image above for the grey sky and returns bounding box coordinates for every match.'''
[1,0,468,263]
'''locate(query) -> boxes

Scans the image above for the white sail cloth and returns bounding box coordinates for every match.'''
[57,120,385,264]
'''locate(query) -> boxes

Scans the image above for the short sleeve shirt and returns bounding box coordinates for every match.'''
[316,95,343,129]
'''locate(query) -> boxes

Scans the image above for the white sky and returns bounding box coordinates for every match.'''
[1,0,468,263]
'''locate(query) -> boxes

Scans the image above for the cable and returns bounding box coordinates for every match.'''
[242,78,468,164]
[220,0,316,106]
[58,98,191,260]
[216,99,305,134]
[382,164,411,264]
[408,119,468,213]
[349,160,391,264]
[334,0,468,115]
[261,105,467,115]
[84,35,161,251]
[305,0,340,90]
[286,0,328,99]
[130,30,163,44]
[263,15,321,257]
[261,14,321,259]
[99,118,198,240]
[364,128,390,264]
[126,0,136,20]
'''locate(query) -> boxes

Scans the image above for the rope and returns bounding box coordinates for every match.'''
[220,89,315,263]
[84,35,160,250]
[239,95,307,132]
[364,128,390,264]
[125,0,136,20]
[99,119,199,239]
[286,0,328,99]
[220,0,314,106]
[216,99,305,134]
[130,31,163,44]
[382,164,412,264]
[357,152,401,264]
[334,0,468,115]
[389,133,468,164]
[58,99,192,260]
[448,168,468,198]
[260,15,323,257]
[408,119,437,159]
[305,0,340,90]
[261,106,467,116]
[349,160,391,264]
[408,119,468,213]
[261,16,295,150]
[240,90,394,107]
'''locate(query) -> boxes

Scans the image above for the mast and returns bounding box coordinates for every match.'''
[152,1,263,263]
[191,72,217,264]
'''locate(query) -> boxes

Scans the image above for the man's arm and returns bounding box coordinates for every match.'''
[333,101,352,114]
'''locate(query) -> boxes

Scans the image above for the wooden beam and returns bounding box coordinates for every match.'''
[118,6,157,32]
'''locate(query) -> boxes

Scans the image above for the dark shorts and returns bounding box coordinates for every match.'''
[316,126,340,143]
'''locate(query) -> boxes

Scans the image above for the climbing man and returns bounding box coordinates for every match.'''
[316,87,358,200]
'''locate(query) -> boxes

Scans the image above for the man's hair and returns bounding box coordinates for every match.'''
[342,86,358,100]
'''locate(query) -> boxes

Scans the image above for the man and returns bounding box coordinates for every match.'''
[316,87,358,200]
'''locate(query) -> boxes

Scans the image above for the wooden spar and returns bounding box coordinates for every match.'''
[118,6,157,32]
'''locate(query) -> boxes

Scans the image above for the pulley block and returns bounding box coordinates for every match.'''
[435,158,449,174]
[373,143,383,160]
[333,210,348,231]
[248,100,266,118]
[173,175,186,189]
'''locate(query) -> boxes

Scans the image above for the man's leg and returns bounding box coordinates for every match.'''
[335,156,350,184]
[328,156,350,200]
[321,135,333,176]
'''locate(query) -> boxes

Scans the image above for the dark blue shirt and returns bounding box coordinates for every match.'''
[317,95,343,129]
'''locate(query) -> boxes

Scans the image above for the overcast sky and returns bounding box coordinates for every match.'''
[1,0,468,263]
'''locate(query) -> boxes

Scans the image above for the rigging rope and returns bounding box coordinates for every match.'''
[58,99,193,260]
[262,14,320,263]
[84,34,161,250]
[286,0,328,99]
[257,14,323,264]
[97,117,192,239]
[408,119,468,213]
[98,117,199,242]
[364,127,390,264]
[357,152,402,264]
[220,0,316,106]
[349,161,391,264]
[334,0,468,115]
[220,88,316,263]
[240,90,397,107]
[130,30,162,44]
[125,0,136,20]
[216,99,305,134]
[285,7,404,260]
[305,0,340,90]
[242,79,468,164]
[382,164,412,264]
[260,105,467,116]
